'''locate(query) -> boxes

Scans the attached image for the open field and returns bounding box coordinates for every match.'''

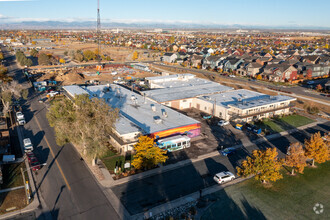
[202,161,330,220]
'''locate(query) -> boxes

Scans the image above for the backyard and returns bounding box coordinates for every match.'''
[255,114,315,134]
[201,161,330,219]
[0,162,29,214]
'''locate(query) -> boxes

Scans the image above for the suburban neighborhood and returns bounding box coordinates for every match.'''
[0,0,329,220]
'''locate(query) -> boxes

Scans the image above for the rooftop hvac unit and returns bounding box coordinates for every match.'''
[238,98,242,102]
[131,95,136,101]
[153,116,162,124]
[162,109,168,117]
[151,104,156,111]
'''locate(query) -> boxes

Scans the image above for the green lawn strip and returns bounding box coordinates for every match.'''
[101,154,134,172]
[202,161,330,220]
[277,114,315,128]
[1,162,25,190]
[100,149,117,159]
[257,120,284,133]
[256,114,315,134]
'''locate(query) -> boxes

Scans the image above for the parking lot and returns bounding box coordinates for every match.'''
[165,108,258,165]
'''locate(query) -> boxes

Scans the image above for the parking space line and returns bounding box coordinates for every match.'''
[34,116,71,191]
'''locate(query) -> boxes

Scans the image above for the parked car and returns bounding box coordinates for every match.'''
[16,112,25,125]
[26,151,35,159]
[218,120,229,126]
[47,91,59,98]
[213,171,235,184]
[220,147,236,156]
[29,157,41,171]
[23,138,33,152]
[229,75,236,78]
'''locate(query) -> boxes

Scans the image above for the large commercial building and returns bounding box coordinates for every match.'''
[194,89,296,122]
[63,85,201,153]
[143,74,233,109]
[144,74,296,123]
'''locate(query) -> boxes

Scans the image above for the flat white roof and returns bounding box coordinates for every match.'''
[63,85,199,136]
[198,89,296,110]
[145,73,195,82]
[143,82,233,103]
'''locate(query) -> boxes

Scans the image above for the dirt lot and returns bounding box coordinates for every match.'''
[33,64,156,86]
[39,40,160,63]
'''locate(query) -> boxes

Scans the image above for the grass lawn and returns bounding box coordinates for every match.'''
[0,162,28,214]
[101,151,134,173]
[278,114,315,128]
[0,189,28,214]
[256,114,315,134]
[202,161,330,220]
[1,162,26,189]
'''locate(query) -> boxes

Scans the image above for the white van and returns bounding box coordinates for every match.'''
[23,138,33,152]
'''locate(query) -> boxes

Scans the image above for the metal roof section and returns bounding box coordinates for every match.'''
[63,85,200,135]
[62,85,89,97]
[198,89,296,109]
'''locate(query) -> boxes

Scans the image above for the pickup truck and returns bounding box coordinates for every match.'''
[16,112,26,125]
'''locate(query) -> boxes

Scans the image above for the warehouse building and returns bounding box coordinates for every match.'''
[194,89,296,122]
[143,74,233,109]
[63,85,201,153]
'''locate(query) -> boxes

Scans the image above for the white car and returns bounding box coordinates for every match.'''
[47,91,59,97]
[229,75,236,78]
[16,112,26,125]
[23,138,33,152]
[213,171,235,184]
[218,120,229,126]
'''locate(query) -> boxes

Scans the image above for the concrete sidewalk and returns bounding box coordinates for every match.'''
[100,121,321,188]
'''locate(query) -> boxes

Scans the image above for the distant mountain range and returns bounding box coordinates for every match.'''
[0,21,329,31]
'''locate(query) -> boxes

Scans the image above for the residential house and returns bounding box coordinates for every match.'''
[223,58,244,72]
[202,55,223,70]
[162,53,178,63]
[246,62,263,77]
[190,55,204,68]
[302,55,320,64]
[305,64,330,78]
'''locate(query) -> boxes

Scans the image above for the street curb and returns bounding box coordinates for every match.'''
[101,121,321,187]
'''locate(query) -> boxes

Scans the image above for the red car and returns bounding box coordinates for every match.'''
[30,161,41,171]
[26,152,41,171]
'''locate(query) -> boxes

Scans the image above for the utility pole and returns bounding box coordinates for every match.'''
[96,0,102,70]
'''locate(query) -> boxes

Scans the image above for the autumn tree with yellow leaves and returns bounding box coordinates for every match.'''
[132,136,168,170]
[304,132,329,167]
[237,148,283,184]
[285,142,307,175]
[132,51,139,60]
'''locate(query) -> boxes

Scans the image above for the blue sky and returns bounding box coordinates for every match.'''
[0,0,329,27]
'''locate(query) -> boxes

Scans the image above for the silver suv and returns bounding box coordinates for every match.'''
[213,171,235,184]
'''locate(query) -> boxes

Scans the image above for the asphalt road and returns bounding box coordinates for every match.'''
[111,121,330,215]
[153,63,330,102]
[1,46,121,220]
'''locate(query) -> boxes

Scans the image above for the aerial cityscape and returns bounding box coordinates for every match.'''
[0,0,329,219]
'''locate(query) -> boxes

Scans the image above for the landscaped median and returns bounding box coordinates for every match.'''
[201,161,330,219]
